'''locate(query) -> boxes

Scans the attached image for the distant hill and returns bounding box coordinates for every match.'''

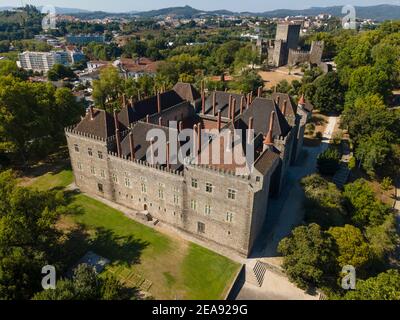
[255,4,400,21]
[133,4,400,21]
[2,4,400,21]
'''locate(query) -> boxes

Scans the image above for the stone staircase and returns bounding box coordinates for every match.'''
[332,163,350,189]
[246,260,267,287]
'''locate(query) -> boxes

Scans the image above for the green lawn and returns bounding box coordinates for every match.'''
[28,169,74,191]
[29,169,240,300]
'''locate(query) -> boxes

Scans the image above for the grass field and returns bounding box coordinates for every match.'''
[27,169,74,191]
[29,169,240,300]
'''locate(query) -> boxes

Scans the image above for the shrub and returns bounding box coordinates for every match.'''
[381,177,393,191]
[317,148,341,175]
[348,156,356,170]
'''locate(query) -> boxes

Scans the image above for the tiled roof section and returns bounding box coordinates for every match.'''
[271,92,297,116]
[118,105,135,128]
[173,82,201,102]
[119,57,160,74]
[303,100,314,112]
[203,91,247,119]
[74,108,125,139]
[239,97,291,138]
[120,122,183,171]
[254,149,280,175]
[118,90,185,127]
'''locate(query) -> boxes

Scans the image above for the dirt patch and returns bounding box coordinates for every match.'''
[259,67,302,90]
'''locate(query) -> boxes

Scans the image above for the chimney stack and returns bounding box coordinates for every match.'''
[115,128,122,157]
[157,92,161,114]
[129,132,135,161]
[193,124,197,157]
[231,98,236,121]
[146,114,149,123]
[263,111,275,146]
[240,96,245,114]
[197,122,201,155]
[89,106,94,120]
[276,96,280,107]
[212,92,216,115]
[257,86,262,98]
[201,91,205,114]
[158,117,163,126]
[178,121,183,133]
[166,141,170,169]
[282,100,287,116]
[122,94,126,108]
[113,109,119,131]
[248,117,254,144]
[217,111,221,132]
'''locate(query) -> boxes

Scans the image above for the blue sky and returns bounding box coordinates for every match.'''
[2,0,399,12]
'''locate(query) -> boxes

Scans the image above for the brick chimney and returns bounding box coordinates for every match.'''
[276,96,280,107]
[263,111,275,147]
[129,132,135,161]
[158,116,163,126]
[115,128,122,157]
[217,111,221,132]
[248,117,254,144]
[231,98,236,122]
[257,86,262,98]
[282,100,287,116]
[146,114,149,123]
[197,122,201,155]
[113,109,119,131]
[122,94,126,108]
[240,96,245,114]
[157,92,161,114]
[89,106,94,120]
[166,141,170,169]
[212,92,216,115]
[193,124,197,157]
[201,91,205,114]
[247,93,250,108]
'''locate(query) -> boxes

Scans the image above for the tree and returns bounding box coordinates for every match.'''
[312,72,345,114]
[317,147,340,175]
[0,170,68,299]
[229,70,263,94]
[343,179,391,228]
[341,94,397,144]
[365,215,399,261]
[301,174,346,229]
[278,224,338,290]
[328,225,373,271]
[355,132,391,175]
[47,64,76,81]
[346,66,390,106]
[33,264,129,300]
[92,66,123,111]
[0,75,84,163]
[0,60,27,80]
[342,269,400,300]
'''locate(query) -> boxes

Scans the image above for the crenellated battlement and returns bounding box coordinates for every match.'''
[107,150,184,177]
[65,126,107,142]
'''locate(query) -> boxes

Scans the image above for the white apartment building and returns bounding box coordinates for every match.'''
[18,51,69,73]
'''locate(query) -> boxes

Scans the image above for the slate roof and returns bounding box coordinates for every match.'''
[254,149,280,175]
[173,82,201,102]
[120,122,183,171]
[203,91,247,119]
[73,108,126,139]
[118,90,185,127]
[271,92,297,117]
[238,97,291,138]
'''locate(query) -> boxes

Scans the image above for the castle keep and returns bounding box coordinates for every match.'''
[65,83,312,257]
